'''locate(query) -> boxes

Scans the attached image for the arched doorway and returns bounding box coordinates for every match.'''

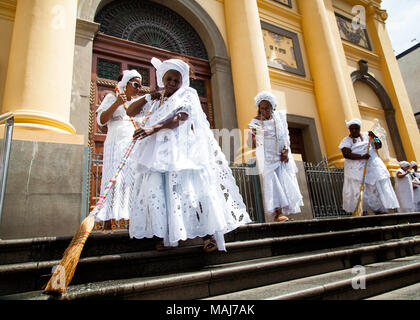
[90,0,214,154]
[351,60,406,161]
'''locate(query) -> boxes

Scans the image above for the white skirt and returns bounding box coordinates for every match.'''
[262,164,303,216]
[95,140,136,222]
[342,177,399,213]
[129,168,251,251]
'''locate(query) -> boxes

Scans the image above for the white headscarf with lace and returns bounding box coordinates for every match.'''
[151,57,190,89]
[346,118,362,129]
[117,69,142,94]
[254,91,277,110]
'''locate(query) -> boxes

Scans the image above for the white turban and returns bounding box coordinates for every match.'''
[399,161,410,168]
[346,118,362,129]
[254,91,277,109]
[151,57,190,89]
[117,69,142,94]
[411,161,417,167]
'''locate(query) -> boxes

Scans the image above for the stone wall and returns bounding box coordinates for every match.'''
[0,139,85,240]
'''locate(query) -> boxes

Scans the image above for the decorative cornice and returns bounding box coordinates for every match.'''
[358,103,385,116]
[257,0,302,33]
[367,3,388,23]
[76,18,100,41]
[342,41,381,69]
[269,67,314,93]
[0,0,16,21]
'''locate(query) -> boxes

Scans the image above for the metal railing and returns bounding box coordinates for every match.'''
[83,151,266,232]
[303,159,349,219]
[0,112,14,224]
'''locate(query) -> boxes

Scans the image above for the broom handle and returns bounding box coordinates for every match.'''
[88,88,139,213]
[90,89,164,215]
[115,87,138,130]
[360,136,373,191]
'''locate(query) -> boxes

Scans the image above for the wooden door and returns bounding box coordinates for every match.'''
[90,34,213,155]
[289,127,307,162]
[89,34,213,216]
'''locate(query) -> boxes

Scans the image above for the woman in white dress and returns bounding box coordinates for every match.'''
[339,118,399,215]
[126,57,251,252]
[395,161,415,213]
[95,69,143,232]
[410,161,420,211]
[248,91,303,222]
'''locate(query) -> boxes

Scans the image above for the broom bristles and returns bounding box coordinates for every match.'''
[44,214,96,294]
[352,189,364,217]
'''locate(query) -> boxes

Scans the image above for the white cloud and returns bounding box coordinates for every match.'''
[381,0,420,55]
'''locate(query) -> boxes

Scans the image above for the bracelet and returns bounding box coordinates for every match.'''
[145,93,152,104]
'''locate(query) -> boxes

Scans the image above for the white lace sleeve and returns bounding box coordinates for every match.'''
[96,93,117,126]
[278,110,290,149]
[247,118,260,148]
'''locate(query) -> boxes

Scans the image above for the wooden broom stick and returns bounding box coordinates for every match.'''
[352,136,373,217]
[44,89,164,294]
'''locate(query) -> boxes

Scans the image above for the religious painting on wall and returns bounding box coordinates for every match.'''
[272,0,292,8]
[261,21,306,77]
[335,12,372,51]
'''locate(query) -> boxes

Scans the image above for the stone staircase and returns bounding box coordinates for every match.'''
[1,213,420,300]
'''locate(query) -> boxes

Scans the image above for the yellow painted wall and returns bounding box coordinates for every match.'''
[195,0,229,54]
[0,0,15,111]
[271,83,327,155]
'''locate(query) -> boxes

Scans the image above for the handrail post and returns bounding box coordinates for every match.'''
[0,117,14,224]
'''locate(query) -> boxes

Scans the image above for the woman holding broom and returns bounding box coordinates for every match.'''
[339,118,399,215]
[95,69,144,232]
[247,91,303,222]
[126,57,251,252]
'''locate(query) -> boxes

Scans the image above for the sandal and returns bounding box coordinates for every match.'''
[203,237,218,253]
[274,214,289,222]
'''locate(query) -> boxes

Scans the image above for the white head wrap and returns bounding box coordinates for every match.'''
[411,161,417,167]
[151,57,190,89]
[117,69,142,94]
[399,161,410,168]
[346,118,362,129]
[254,91,277,109]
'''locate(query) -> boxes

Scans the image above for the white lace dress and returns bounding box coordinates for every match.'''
[95,93,139,222]
[411,170,420,211]
[249,110,303,216]
[395,168,414,213]
[129,87,251,251]
[339,132,399,213]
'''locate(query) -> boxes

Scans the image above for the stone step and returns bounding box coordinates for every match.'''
[1,220,420,296]
[1,213,419,266]
[204,254,420,300]
[366,282,420,300]
[2,235,420,300]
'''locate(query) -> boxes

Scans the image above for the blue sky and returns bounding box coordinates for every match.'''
[381,0,420,55]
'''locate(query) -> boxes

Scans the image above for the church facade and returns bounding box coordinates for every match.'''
[0,0,419,238]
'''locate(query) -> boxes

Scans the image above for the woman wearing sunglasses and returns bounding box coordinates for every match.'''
[95,69,144,233]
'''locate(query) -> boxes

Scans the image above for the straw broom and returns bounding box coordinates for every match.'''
[352,136,373,217]
[44,89,163,294]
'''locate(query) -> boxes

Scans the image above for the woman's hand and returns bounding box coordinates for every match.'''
[280,147,289,163]
[149,91,162,101]
[116,93,127,106]
[361,153,370,160]
[133,127,155,140]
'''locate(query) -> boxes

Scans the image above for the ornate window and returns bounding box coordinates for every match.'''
[95,0,208,60]
[97,59,121,81]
